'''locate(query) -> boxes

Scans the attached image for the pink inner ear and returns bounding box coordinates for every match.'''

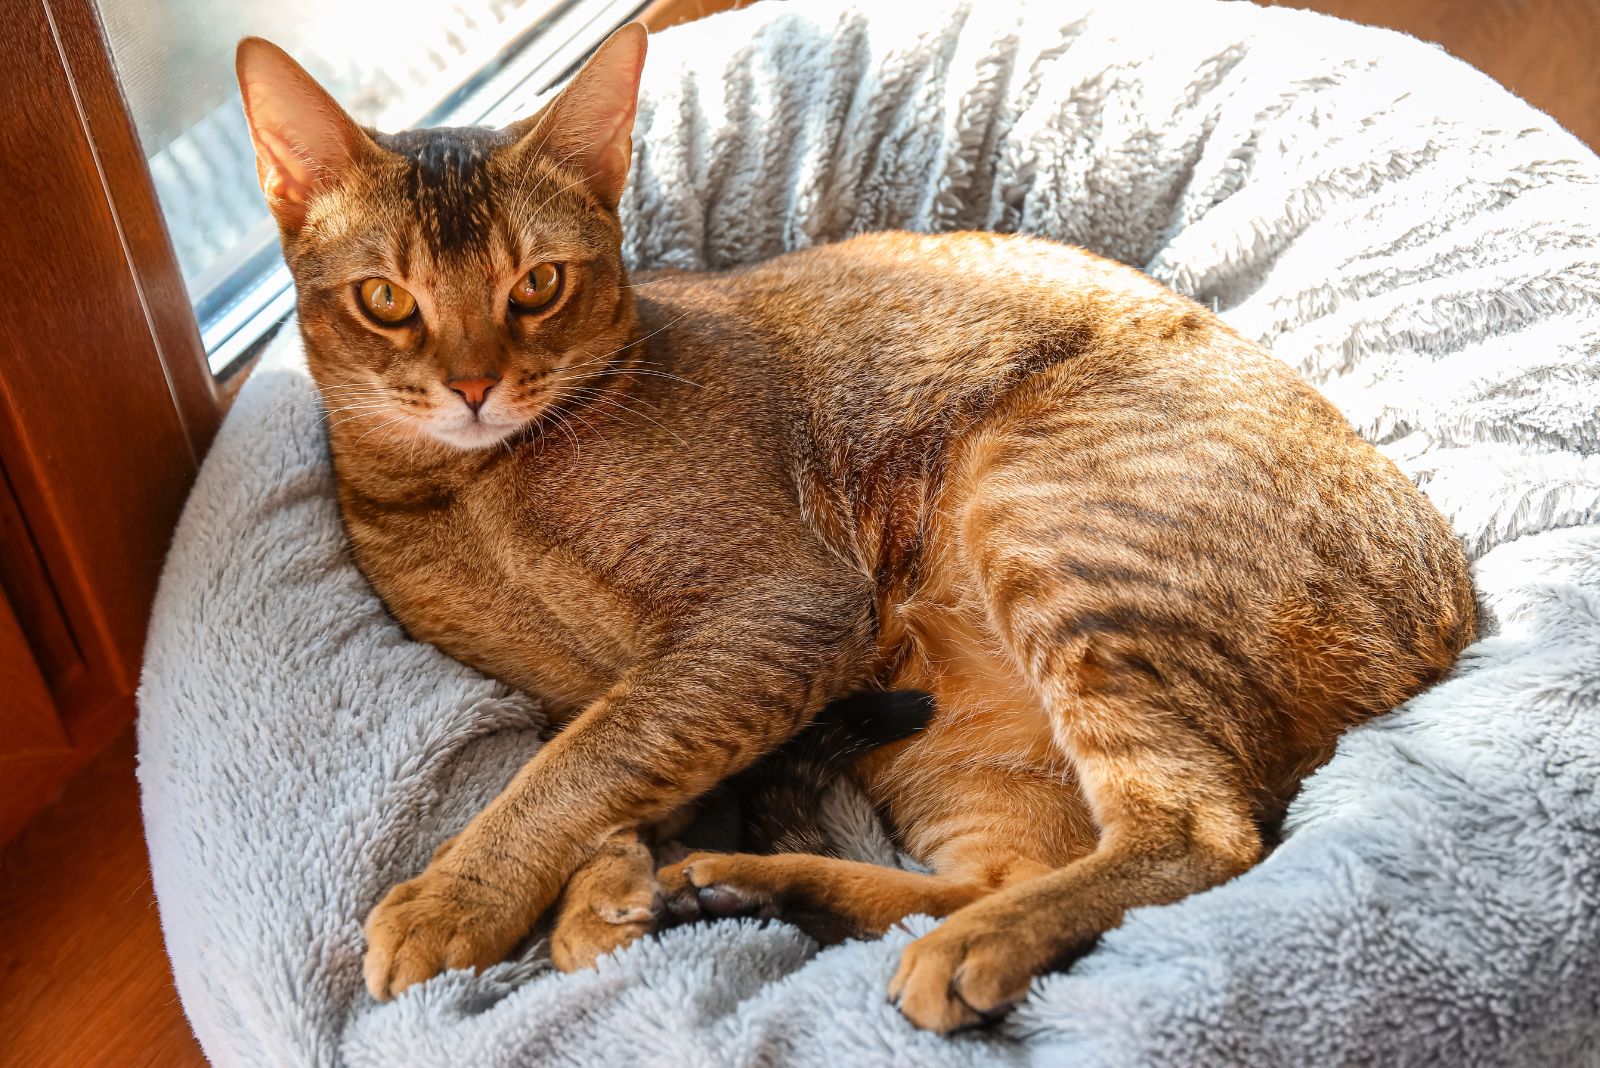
[572,84,637,186]
[531,24,647,206]
[254,125,318,205]
[237,38,366,217]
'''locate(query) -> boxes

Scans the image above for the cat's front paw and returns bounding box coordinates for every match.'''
[549,833,662,971]
[549,900,656,971]
[363,864,530,1000]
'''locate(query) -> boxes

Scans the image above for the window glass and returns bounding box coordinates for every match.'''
[96,0,641,371]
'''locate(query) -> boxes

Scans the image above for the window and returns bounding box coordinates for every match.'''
[97,0,653,373]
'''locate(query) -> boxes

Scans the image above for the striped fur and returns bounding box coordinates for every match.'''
[237,27,1476,1032]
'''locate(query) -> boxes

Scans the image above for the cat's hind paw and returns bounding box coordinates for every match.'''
[658,852,781,925]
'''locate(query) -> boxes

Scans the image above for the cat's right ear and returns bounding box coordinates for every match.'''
[236,38,374,231]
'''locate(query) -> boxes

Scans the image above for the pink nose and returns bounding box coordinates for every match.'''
[446,375,499,413]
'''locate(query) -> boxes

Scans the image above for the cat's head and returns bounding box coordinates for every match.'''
[236,26,647,451]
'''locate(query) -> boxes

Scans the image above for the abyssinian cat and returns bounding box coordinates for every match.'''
[236,23,1475,1032]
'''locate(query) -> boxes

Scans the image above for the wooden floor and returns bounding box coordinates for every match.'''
[1267,0,1600,150]
[0,730,207,1067]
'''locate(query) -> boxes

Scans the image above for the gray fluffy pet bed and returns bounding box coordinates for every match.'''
[139,1,1600,1064]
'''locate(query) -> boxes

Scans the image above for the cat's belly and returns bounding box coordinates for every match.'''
[855,577,1096,870]
[882,600,1063,774]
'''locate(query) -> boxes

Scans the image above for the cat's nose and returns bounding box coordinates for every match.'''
[446,374,500,413]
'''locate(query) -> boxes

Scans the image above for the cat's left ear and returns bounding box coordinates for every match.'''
[512,23,647,210]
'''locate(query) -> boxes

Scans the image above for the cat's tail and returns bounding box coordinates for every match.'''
[731,689,934,857]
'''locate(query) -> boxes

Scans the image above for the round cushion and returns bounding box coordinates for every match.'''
[140,1,1600,1064]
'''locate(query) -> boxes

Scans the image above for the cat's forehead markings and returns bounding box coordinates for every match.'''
[378,126,508,260]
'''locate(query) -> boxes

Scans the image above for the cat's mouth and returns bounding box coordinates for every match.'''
[421,382,563,451]
[426,413,528,450]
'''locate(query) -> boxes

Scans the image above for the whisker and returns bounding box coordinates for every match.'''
[556,354,686,376]
[546,407,581,461]
[559,312,693,382]
[350,414,414,449]
[557,385,688,446]
[268,383,381,419]
[324,406,403,424]
[560,368,703,389]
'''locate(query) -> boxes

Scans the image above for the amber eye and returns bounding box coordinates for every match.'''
[509,262,561,311]
[358,278,417,325]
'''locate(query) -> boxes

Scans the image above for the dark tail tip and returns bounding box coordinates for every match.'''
[808,689,935,758]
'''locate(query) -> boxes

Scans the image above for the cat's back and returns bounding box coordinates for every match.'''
[641,234,1471,688]
[638,230,1247,439]
[663,230,1200,373]
[731,230,1175,317]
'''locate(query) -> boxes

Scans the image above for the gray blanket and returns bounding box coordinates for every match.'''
[139,1,1600,1064]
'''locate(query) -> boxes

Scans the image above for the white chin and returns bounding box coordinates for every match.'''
[427,420,519,450]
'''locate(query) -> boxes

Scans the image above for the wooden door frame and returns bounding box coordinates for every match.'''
[0,0,221,842]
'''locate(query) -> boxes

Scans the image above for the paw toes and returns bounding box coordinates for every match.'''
[951,957,1029,1019]
[362,869,530,1000]
[656,854,784,927]
[890,923,1033,1033]
[657,855,716,923]
[696,884,755,917]
[889,943,978,1033]
[550,913,653,972]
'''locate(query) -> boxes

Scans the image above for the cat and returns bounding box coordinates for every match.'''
[235,23,1476,1032]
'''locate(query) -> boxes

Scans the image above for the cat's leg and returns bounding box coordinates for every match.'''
[361,572,876,1000]
[887,705,1260,1031]
[659,760,1095,944]
[548,827,660,971]
[889,722,1260,1029]
[887,386,1267,1033]
[657,852,1002,943]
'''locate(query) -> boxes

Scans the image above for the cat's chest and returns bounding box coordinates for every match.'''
[350,490,653,716]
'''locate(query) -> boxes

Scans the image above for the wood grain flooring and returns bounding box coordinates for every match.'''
[0,730,207,1067]
[1265,0,1600,150]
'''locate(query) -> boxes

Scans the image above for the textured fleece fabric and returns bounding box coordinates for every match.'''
[139,1,1600,1064]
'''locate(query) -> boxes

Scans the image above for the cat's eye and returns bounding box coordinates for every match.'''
[358,278,417,325]
[509,263,562,311]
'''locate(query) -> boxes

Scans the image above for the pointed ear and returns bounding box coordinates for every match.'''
[235,37,374,230]
[514,23,647,210]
